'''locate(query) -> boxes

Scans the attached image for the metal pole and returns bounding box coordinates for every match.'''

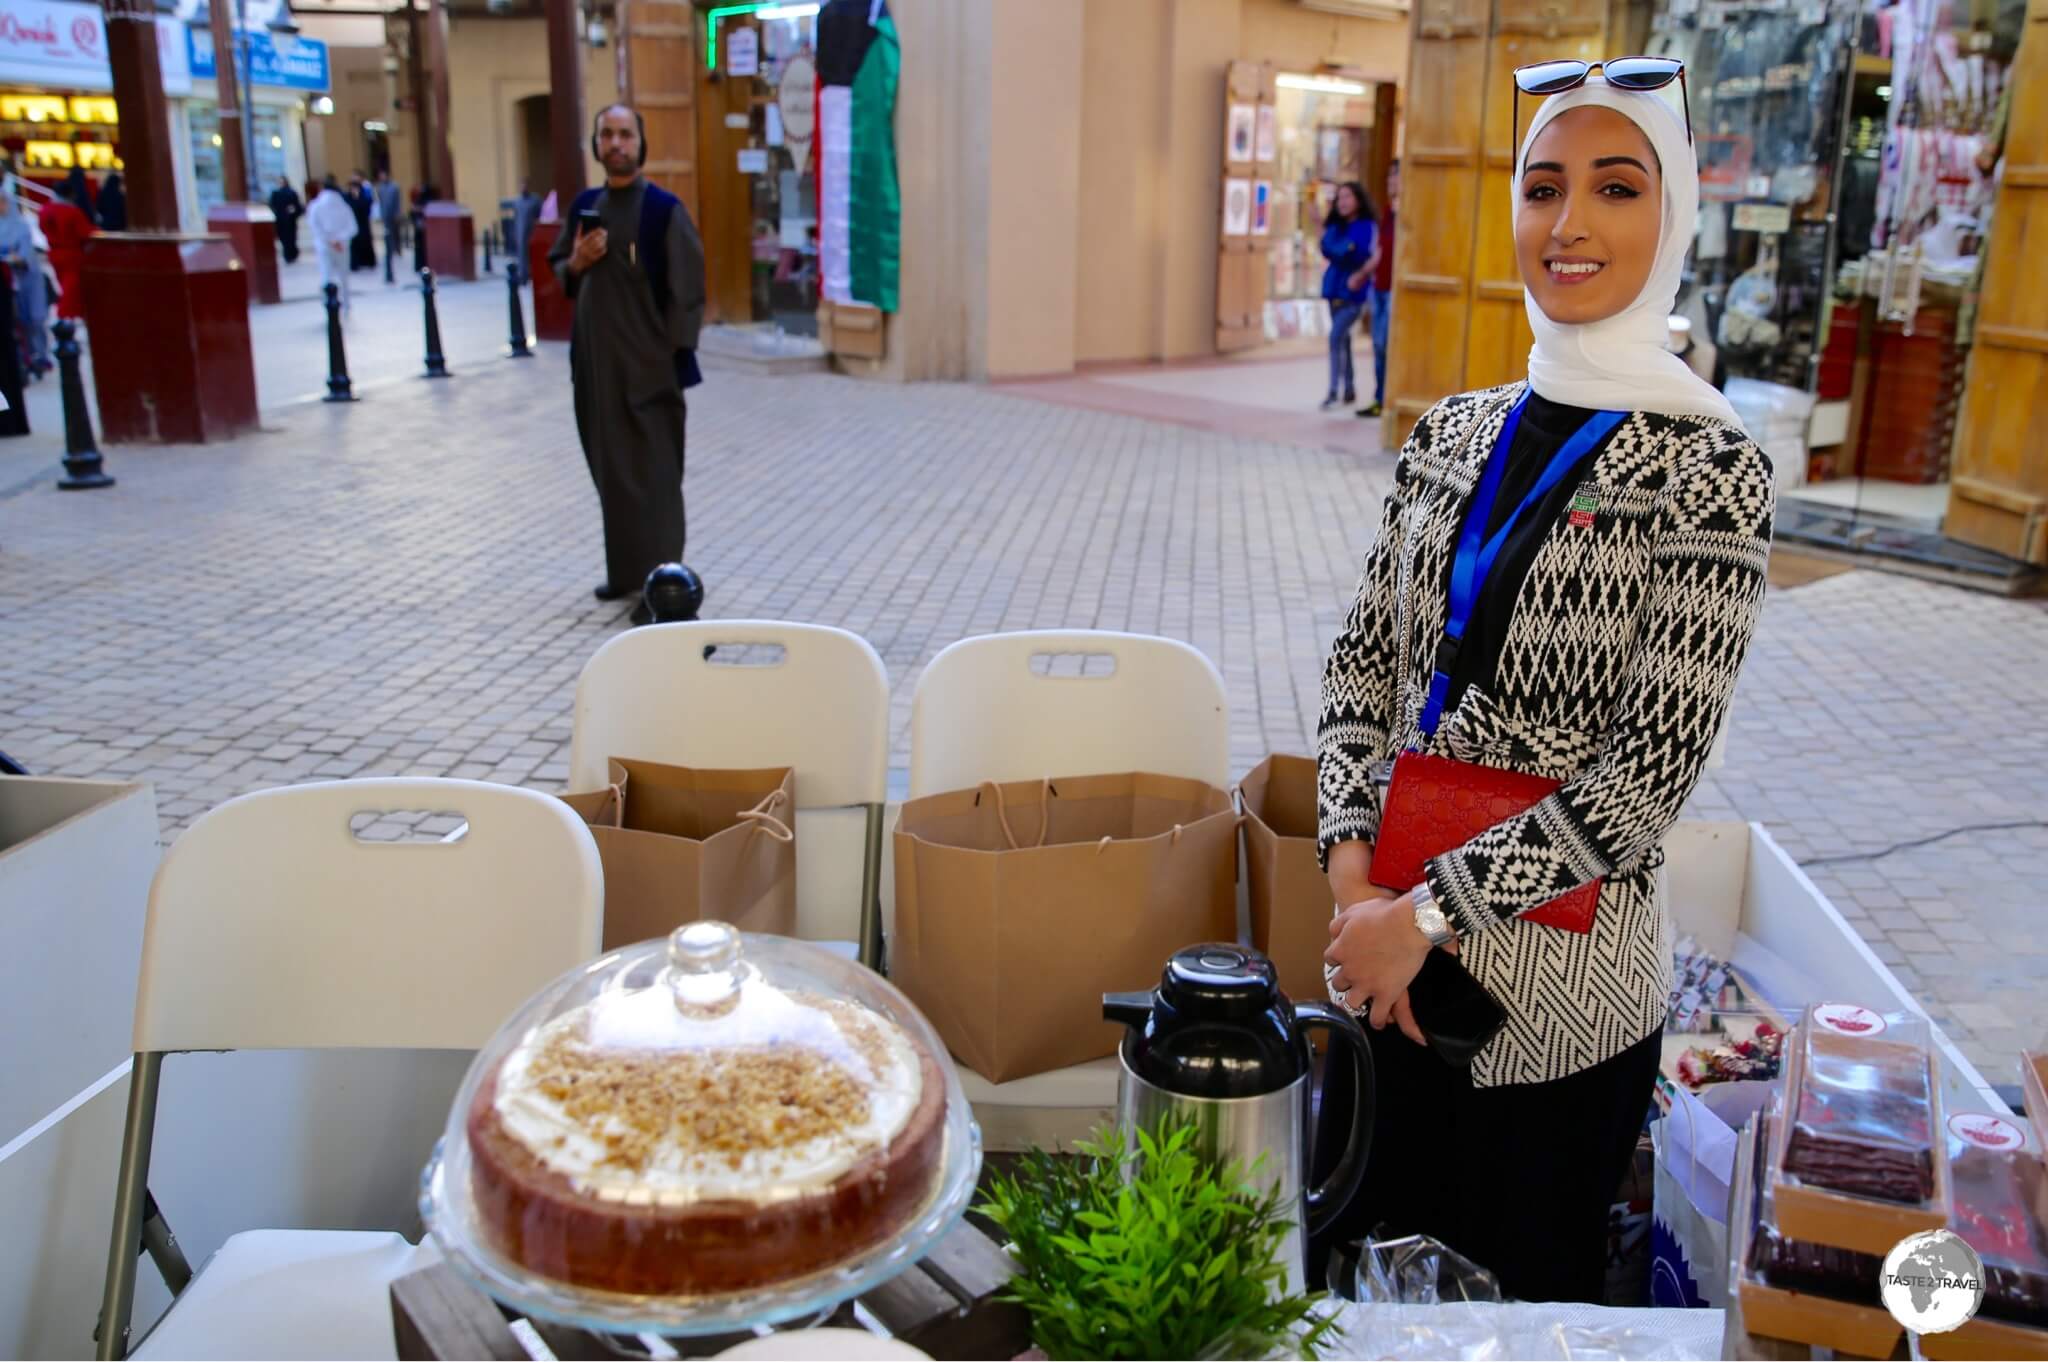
[419,267,449,378]
[506,261,532,358]
[322,283,356,402]
[93,1052,164,1361]
[237,0,258,199]
[482,225,493,273]
[384,219,395,284]
[52,321,113,488]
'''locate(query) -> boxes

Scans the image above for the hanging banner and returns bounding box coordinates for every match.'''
[777,52,817,171]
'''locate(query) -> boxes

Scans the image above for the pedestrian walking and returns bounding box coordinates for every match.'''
[95,172,127,232]
[347,174,377,272]
[307,176,358,313]
[0,191,51,379]
[1318,181,1377,410]
[59,167,95,223]
[1359,159,1398,419]
[1313,67,1769,1304]
[374,168,403,260]
[511,180,542,275]
[269,175,303,264]
[549,103,706,624]
[39,178,95,321]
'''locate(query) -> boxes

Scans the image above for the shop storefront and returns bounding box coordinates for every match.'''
[0,0,190,198]
[184,22,325,215]
[710,3,824,336]
[1262,70,1395,344]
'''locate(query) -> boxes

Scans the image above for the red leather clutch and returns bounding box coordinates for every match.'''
[1367,751,1599,933]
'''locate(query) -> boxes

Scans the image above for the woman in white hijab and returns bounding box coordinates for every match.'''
[1312,68,1773,1300]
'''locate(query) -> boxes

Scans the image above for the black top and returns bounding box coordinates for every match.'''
[1439,391,1625,715]
[1102,943,1307,1099]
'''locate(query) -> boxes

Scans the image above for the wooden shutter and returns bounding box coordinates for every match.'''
[1217,61,1276,353]
[1383,0,1488,441]
[616,0,700,217]
[1384,0,1608,445]
[1945,0,2048,563]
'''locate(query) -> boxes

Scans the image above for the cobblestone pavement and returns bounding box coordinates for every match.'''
[2,353,2041,1083]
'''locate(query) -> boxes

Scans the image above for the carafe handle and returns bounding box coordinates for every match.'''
[1294,1000,1373,1237]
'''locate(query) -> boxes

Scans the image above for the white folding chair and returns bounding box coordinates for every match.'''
[96,779,603,1361]
[906,630,1230,1150]
[568,621,891,965]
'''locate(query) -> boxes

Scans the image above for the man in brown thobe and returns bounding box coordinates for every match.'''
[550,104,707,624]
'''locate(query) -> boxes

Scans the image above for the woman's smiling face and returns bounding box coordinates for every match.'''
[1515,105,1662,325]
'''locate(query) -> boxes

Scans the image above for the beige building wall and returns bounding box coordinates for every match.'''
[886,0,1405,381]
[443,17,618,222]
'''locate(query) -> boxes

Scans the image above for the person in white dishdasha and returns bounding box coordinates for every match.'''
[1312,64,1772,1301]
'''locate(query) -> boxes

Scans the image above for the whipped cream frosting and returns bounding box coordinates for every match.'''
[493,984,923,1207]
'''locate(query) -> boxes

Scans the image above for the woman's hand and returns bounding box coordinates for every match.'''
[1325,892,1434,1036]
[1347,267,1370,292]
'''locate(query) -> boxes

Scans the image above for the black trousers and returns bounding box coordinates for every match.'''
[1310,1020,1659,1303]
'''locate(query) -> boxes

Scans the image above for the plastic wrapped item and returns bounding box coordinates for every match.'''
[1734,1109,1906,1358]
[1771,1003,1949,1256]
[1325,1300,1724,1361]
[1354,1230,1507,1306]
[1944,1114,2048,1329]
[420,922,981,1335]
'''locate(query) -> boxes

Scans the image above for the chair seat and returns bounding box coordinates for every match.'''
[958,1057,1123,1152]
[132,1229,440,1361]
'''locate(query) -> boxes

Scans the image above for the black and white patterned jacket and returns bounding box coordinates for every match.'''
[1317,381,1775,1087]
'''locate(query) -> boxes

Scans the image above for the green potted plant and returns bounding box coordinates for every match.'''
[977,1121,1342,1361]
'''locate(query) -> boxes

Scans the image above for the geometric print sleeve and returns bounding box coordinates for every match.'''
[1316,444,1417,871]
[1425,432,1776,936]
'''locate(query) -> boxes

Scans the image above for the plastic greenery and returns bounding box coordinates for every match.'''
[976,1120,1341,1361]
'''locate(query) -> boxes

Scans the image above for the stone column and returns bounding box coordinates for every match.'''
[100,0,180,231]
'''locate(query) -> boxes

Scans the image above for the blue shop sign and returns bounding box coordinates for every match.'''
[187,26,330,93]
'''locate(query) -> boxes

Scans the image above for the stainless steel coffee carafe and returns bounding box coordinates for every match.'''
[1104,943,1374,1297]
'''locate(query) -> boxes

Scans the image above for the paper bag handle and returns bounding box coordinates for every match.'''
[978,779,1053,851]
[737,787,795,844]
[598,780,625,831]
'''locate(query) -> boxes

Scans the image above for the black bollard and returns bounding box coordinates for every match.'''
[506,262,533,358]
[322,283,357,403]
[411,211,424,274]
[52,321,114,489]
[384,223,395,284]
[482,226,493,273]
[0,266,27,438]
[419,268,450,379]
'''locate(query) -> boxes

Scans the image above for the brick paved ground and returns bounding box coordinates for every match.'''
[2,352,2041,1081]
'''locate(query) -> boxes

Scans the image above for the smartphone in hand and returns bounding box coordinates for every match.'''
[575,208,603,236]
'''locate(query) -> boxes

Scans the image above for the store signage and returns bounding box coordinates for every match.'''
[727,26,758,77]
[188,25,331,93]
[736,148,769,174]
[0,0,188,94]
[1731,202,1793,235]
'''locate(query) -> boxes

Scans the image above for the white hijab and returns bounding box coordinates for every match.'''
[1513,78,1743,428]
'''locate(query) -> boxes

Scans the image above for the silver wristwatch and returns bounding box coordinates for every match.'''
[1412,880,1457,948]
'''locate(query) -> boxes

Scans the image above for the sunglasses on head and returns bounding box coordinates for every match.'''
[1512,57,1691,169]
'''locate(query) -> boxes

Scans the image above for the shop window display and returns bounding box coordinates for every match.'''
[1265,75,1382,340]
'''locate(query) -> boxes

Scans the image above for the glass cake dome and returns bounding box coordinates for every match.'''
[421,922,981,1336]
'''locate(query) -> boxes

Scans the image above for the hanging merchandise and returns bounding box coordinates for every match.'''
[816,0,899,313]
[1721,237,1785,352]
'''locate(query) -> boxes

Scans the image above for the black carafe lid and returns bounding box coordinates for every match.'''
[1103,943,1307,1100]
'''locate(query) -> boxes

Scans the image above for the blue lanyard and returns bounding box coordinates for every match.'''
[1418,394,1625,734]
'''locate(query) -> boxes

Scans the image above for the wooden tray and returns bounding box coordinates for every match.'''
[390,1220,1030,1361]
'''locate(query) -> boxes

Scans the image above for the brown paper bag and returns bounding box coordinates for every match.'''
[892,771,1238,1084]
[559,759,797,950]
[1238,754,1335,1003]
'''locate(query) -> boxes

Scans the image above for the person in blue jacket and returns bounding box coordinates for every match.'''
[1319,181,1379,410]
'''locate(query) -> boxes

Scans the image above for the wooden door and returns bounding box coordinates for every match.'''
[1217,61,1276,353]
[1945,0,2048,563]
[616,0,700,216]
[1383,0,1488,442]
[1463,0,1604,390]
[694,17,756,326]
